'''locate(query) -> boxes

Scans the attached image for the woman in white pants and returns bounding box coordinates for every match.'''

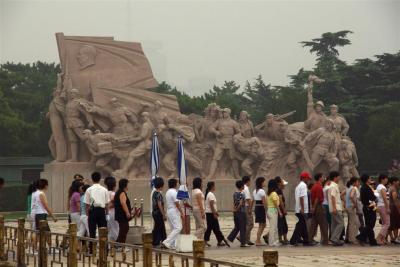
[162,179,184,250]
[78,184,90,237]
[105,176,119,241]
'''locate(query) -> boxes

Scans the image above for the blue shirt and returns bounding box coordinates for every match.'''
[80,195,86,215]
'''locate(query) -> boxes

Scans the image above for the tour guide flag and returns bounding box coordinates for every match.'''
[177,136,189,200]
[150,131,160,187]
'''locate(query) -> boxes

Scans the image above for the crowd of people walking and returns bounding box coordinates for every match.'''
[24,170,400,251]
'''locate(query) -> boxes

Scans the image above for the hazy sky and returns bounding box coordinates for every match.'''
[0,0,399,95]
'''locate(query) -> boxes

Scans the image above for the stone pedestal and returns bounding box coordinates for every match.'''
[41,162,297,214]
[41,162,95,213]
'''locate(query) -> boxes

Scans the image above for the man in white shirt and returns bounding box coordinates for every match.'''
[242,176,254,245]
[328,171,344,246]
[84,172,109,253]
[162,178,184,249]
[290,171,314,246]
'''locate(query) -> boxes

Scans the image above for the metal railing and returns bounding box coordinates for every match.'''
[0,215,279,267]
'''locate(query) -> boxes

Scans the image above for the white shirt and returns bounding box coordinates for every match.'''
[376,184,387,207]
[108,191,115,212]
[84,183,109,208]
[253,189,266,201]
[322,184,331,205]
[31,190,47,214]
[295,181,308,213]
[205,192,217,213]
[165,188,179,212]
[328,181,342,212]
[243,185,252,206]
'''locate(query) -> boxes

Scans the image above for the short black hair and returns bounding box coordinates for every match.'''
[267,179,278,195]
[389,176,399,184]
[348,177,358,187]
[91,172,102,183]
[168,178,178,189]
[82,184,90,193]
[329,171,340,181]
[242,176,251,184]
[361,174,370,184]
[314,173,323,182]
[118,178,129,190]
[153,177,164,189]
[192,177,202,189]
[104,176,117,191]
[235,180,244,189]
[378,173,388,183]
[37,179,49,190]
[255,177,265,190]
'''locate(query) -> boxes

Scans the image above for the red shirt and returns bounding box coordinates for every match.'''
[311,182,324,204]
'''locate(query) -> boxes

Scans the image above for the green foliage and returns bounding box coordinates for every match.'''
[0,62,60,156]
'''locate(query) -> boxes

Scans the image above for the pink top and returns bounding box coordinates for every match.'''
[70,192,81,213]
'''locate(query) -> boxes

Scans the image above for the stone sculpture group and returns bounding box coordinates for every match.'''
[47,33,359,185]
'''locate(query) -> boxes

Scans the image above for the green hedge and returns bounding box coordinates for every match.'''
[0,183,28,212]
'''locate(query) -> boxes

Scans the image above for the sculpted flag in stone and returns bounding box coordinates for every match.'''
[44,34,359,212]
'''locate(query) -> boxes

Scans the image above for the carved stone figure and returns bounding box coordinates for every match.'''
[238,111,255,138]
[328,104,349,136]
[113,112,154,177]
[207,108,241,179]
[48,74,68,162]
[304,75,328,131]
[339,137,359,180]
[82,129,115,174]
[161,119,202,178]
[255,113,287,141]
[283,124,307,171]
[84,97,138,136]
[65,88,94,162]
[234,135,264,176]
[303,119,339,172]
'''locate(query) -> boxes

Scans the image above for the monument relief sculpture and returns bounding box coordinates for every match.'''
[328,104,349,137]
[48,74,68,162]
[43,33,361,204]
[303,119,340,172]
[238,111,255,138]
[338,137,359,180]
[113,112,154,177]
[304,75,328,132]
[65,88,94,162]
[207,108,241,179]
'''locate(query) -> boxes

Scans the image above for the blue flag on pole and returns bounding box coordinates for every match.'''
[150,131,160,188]
[177,136,189,200]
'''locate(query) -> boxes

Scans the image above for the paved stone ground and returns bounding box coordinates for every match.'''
[5,212,400,266]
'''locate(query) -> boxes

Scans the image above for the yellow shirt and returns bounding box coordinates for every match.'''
[267,192,279,208]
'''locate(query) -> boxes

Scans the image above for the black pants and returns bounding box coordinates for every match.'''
[88,207,107,252]
[357,207,377,245]
[204,213,225,243]
[152,212,166,246]
[116,220,129,243]
[227,212,246,245]
[290,213,309,245]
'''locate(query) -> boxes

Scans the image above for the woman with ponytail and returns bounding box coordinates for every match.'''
[204,181,230,247]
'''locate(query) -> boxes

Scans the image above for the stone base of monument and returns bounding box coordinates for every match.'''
[42,162,299,213]
[41,162,95,213]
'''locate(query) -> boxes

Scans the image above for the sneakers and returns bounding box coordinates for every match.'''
[240,244,251,247]
[161,241,171,249]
